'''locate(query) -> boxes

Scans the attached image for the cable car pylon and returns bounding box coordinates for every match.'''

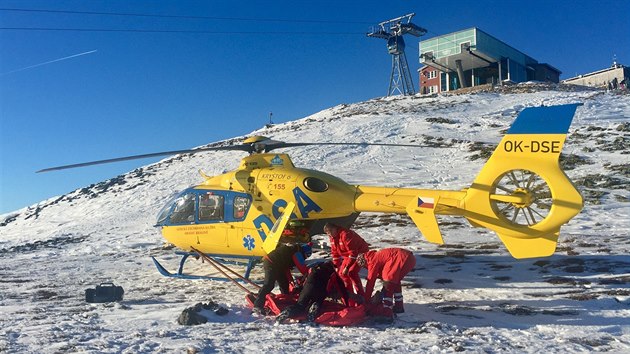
[367,13,427,96]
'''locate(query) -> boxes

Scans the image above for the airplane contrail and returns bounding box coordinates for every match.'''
[1,49,97,76]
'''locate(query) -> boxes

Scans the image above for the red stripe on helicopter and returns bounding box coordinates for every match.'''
[417,197,435,209]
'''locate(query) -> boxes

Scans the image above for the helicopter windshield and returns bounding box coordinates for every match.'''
[169,193,196,224]
[156,192,186,225]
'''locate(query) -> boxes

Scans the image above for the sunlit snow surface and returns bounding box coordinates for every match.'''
[1,86,629,353]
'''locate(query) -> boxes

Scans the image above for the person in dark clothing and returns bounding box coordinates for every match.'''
[275,261,349,323]
[252,243,312,314]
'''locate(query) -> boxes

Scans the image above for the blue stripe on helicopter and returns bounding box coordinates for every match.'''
[507,103,582,135]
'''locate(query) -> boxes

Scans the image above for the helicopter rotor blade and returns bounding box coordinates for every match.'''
[37,137,432,173]
[36,144,252,173]
[264,141,430,152]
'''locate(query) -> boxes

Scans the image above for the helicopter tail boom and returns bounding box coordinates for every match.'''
[353,186,465,245]
[354,104,584,259]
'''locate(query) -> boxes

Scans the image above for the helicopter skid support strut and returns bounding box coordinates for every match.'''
[151,251,261,283]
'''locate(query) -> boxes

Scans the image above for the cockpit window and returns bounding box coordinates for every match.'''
[169,193,196,224]
[233,196,251,219]
[156,195,177,224]
[199,193,224,221]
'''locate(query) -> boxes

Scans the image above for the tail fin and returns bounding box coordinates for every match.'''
[462,103,583,258]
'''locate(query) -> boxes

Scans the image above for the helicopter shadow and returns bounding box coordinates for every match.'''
[406,253,630,290]
[395,252,630,330]
[402,296,629,331]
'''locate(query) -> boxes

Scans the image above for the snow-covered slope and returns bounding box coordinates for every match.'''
[1,85,629,353]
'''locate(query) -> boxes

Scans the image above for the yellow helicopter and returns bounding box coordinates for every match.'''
[39,103,584,280]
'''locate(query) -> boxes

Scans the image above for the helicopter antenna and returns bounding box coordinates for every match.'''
[367,13,427,96]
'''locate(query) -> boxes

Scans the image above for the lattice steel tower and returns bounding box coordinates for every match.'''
[368,13,427,96]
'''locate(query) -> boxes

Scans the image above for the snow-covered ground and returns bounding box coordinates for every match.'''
[1,85,629,353]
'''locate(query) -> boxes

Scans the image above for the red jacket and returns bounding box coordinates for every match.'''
[363,248,416,302]
[329,227,370,273]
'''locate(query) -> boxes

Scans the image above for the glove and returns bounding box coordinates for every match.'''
[349,292,364,304]
[370,290,383,305]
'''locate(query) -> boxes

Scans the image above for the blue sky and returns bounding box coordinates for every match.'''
[1,0,629,214]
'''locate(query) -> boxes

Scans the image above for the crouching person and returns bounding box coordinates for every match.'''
[252,243,312,315]
[356,248,416,322]
[276,261,349,324]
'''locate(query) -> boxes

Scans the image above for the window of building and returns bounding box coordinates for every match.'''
[429,85,438,94]
[427,70,437,79]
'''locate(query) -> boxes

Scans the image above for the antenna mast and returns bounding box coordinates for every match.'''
[368,13,427,96]
[265,111,274,128]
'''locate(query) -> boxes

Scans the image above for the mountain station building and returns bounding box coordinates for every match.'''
[562,61,629,90]
[418,27,561,94]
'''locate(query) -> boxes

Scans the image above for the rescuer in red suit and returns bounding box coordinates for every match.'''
[356,248,416,321]
[323,223,370,301]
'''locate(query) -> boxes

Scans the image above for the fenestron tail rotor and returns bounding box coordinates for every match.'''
[489,169,553,227]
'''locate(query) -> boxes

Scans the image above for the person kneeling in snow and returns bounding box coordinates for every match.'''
[275,260,349,324]
[356,248,416,322]
[252,243,312,315]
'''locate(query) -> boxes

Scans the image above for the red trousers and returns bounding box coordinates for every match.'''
[339,268,365,297]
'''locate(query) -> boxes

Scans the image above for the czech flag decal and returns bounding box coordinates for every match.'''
[417,197,435,209]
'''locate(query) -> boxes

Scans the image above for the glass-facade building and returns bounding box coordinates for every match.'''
[419,28,560,93]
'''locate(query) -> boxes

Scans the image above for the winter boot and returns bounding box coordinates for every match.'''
[307,302,321,322]
[251,307,264,316]
[275,309,291,324]
[276,304,303,324]
[373,292,394,323]
[371,305,394,324]
[393,292,404,314]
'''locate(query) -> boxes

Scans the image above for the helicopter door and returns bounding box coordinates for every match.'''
[196,191,228,247]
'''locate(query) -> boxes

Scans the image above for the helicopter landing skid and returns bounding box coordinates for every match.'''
[151,251,260,282]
